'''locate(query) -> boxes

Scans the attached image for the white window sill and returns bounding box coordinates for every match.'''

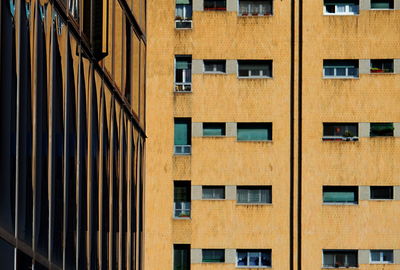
[323,13,359,16]
[369,198,393,201]
[369,262,394,264]
[322,76,359,79]
[322,137,359,141]
[370,8,394,10]
[202,198,226,200]
[322,267,358,269]
[238,14,273,17]
[173,217,191,220]
[203,135,226,137]
[237,140,272,142]
[174,90,192,93]
[236,266,271,268]
[236,203,272,205]
[238,76,272,79]
[204,71,227,74]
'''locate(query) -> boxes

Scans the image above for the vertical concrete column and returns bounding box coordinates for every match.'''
[192,185,202,200]
[394,186,400,200]
[226,60,238,74]
[191,249,202,263]
[359,60,370,74]
[193,0,204,11]
[393,123,400,137]
[225,186,237,200]
[192,60,204,74]
[359,123,370,138]
[359,0,371,10]
[226,122,237,137]
[358,250,370,264]
[394,59,400,74]
[227,0,238,11]
[359,186,370,200]
[395,0,400,10]
[192,122,203,137]
[225,249,237,264]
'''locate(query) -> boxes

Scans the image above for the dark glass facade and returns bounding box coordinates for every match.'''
[0,0,146,269]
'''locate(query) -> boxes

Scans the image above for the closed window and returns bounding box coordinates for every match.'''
[174,244,190,270]
[370,250,393,263]
[370,186,393,200]
[238,60,272,78]
[204,60,226,73]
[202,186,225,199]
[203,123,226,136]
[237,250,272,267]
[323,186,358,204]
[370,123,394,137]
[237,186,272,204]
[323,60,359,78]
[204,0,227,10]
[371,0,393,9]
[174,118,191,155]
[175,0,193,28]
[175,56,192,92]
[323,123,358,141]
[237,123,272,141]
[202,249,225,262]
[174,181,191,218]
[323,250,358,268]
[371,59,394,73]
[324,0,359,14]
[239,0,273,16]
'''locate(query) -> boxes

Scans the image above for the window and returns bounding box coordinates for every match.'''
[370,250,393,263]
[202,249,225,262]
[370,123,394,137]
[237,123,272,141]
[202,186,225,199]
[237,186,272,204]
[371,0,393,9]
[175,56,192,92]
[324,0,359,15]
[322,123,358,141]
[323,186,358,204]
[239,0,273,16]
[370,59,394,73]
[204,0,227,10]
[204,60,226,73]
[323,60,359,78]
[174,118,191,155]
[238,60,272,78]
[174,244,190,270]
[370,186,393,200]
[323,250,358,268]
[174,181,191,218]
[176,0,193,28]
[203,123,226,136]
[237,250,272,267]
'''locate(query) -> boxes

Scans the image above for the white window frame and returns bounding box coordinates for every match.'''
[323,3,359,15]
[174,57,192,92]
[370,250,394,264]
[323,66,358,78]
[173,201,191,219]
[236,250,271,267]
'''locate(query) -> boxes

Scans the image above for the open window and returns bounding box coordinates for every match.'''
[324,0,359,15]
[204,0,227,11]
[175,56,192,92]
[239,0,273,16]
[176,0,193,28]
[323,123,358,141]
[370,59,394,73]
[174,181,191,218]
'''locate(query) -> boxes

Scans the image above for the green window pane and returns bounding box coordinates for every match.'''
[323,191,355,203]
[176,60,190,69]
[371,2,390,8]
[175,119,190,145]
[203,123,225,136]
[370,123,394,137]
[237,128,269,141]
[202,249,225,263]
[176,0,191,4]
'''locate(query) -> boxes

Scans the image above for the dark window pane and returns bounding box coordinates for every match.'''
[202,186,225,199]
[202,249,225,262]
[174,244,190,270]
[0,238,14,270]
[370,123,394,137]
[323,123,358,137]
[370,186,393,199]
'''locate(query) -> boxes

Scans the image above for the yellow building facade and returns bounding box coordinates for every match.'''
[146,0,400,269]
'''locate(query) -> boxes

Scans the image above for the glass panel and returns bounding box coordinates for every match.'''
[370,123,394,136]
[237,251,248,266]
[174,245,190,270]
[176,60,189,70]
[371,251,380,261]
[174,119,190,145]
[370,186,393,199]
[202,249,225,262]
[261,251,271,266]
[177,0,191,4]
[249,252,260,266]
[323,123,358,137]
[324,253,334,267]
[324,191,355,202]
[238,60,272,77]
[174,183,190,202]
[382,251,393,262]
[203,187,225,199]
[324,67,335,76]
[237,123,271,141]
[346,252,357,266]
[203,123,225,136]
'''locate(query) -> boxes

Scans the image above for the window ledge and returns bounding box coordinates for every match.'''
[173,217,191,220]
[238,76,272,79]
[369,198,393,201]
[202,198,226,201]
[323,76,359,79]
[322,137,359,141]
[174,90,192,93]
[370,8,394,10]
[369,262,394,264]
[236,266,271,268]
[203,135,226,138]
[237,140,272,142]
[236,203,272,206]
[322,267,358,269]
[322,203,358,205]
[204,72,227,75]
[323,13,359,16]
[238,14,273,17]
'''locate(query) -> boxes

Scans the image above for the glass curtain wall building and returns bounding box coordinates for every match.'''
[0,0,146,269]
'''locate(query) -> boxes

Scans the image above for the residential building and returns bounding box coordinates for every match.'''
[146,0,400,270]
[0,0,145,269]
